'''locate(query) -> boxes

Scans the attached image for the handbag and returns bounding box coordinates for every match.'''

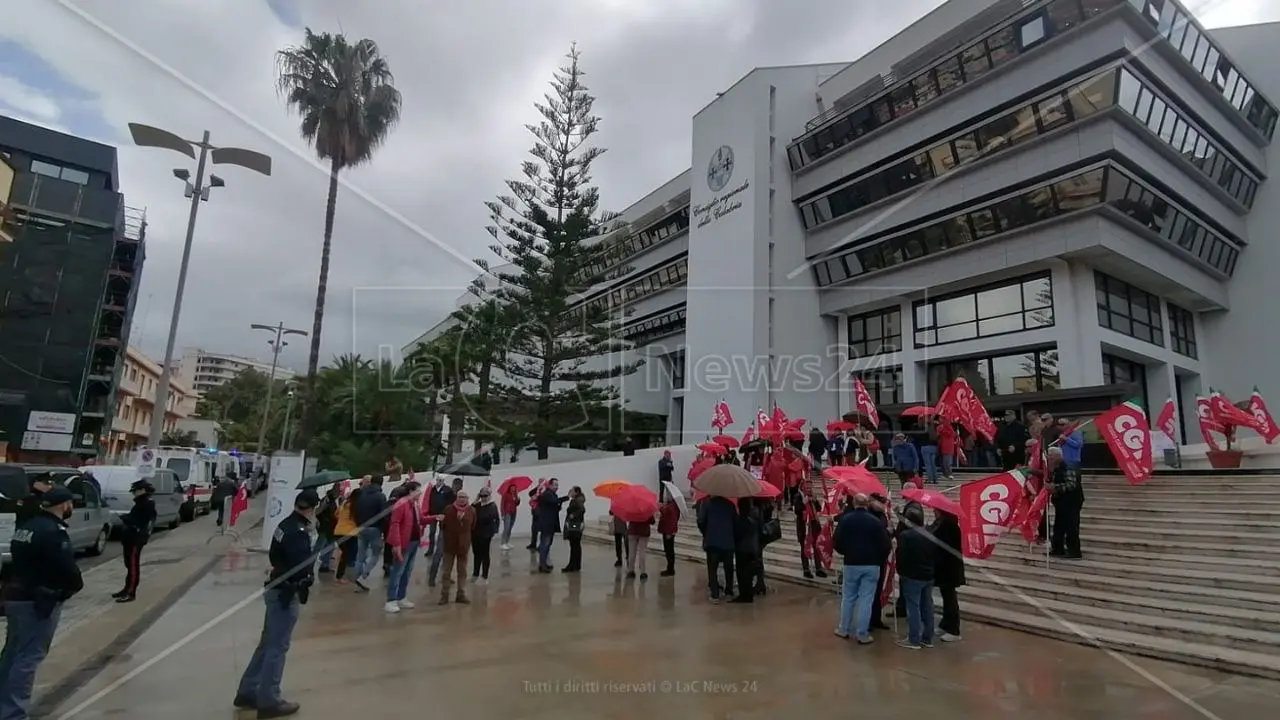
[759,517,782,546]
[564,515,585,536]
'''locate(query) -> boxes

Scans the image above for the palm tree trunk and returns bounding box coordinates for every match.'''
[446,377,465,464]
[298,157,342,448]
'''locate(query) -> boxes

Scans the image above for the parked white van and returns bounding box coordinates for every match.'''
[0,464,113,564]
[82,465,184,532]
[133,447,238,520]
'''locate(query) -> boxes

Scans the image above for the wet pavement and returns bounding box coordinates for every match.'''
[51,542,1280,720]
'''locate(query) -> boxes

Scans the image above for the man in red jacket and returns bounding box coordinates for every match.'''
[657,500,681,577]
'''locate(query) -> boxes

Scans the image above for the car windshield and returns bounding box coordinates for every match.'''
[166,458,191,483]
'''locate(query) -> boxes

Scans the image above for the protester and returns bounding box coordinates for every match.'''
[793,490,826,580]
[754,498,776,596]
[730,499,761,604]
[610,511,629,569]
[657,451,674,503]
[657,496,680,577]
[622,436,636,456]
[438,490,476,605]
[562,486,586,573]
[828,432,846,468]
[526,480,544,551]
[0,487,84,719]
[351,476,387,593]
[832,494,889,644]
[937,420,958,483]
[212,472,238,527]
[997,411,1029,470]
[930,509,965,642]
[895,504,935,650]
[384,456,403,485]
[1048,445,1085,559]
[113,479,156,603]
[471,487,501,584]
[315,486,341,573]
[1059,417,1084,470]
[918,423,940,485]
[890,433,920,487]
[499,482,520,551]
[234,489,318,718]
[534,479,565,573]
[332,490,359,585]
[807,427,826,468]
[625,511,655,581]
[382,483,422,613]
[697,495,737,603]
[426,477,460,587]
[866,494,893,631]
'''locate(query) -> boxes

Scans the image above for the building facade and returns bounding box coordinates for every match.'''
[0,115,146,463]
[174,347,295,396]
[105,346,199,460]
[409,0,1278,450]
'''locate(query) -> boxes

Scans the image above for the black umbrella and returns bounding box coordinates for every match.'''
[297,470,352,490]
[435,461,490,477]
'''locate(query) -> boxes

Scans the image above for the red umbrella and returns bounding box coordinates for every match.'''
[823,464,888,497]
[826,420,856,433]
[712,434,740,448]
[902,405,938,418]
[901,487,964,518]
[697,442,727,455]
[496,475,534,495]
[610,485,659,523]
[753,480,781,498]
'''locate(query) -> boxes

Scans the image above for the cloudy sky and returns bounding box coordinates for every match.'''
[2,0,1274,375]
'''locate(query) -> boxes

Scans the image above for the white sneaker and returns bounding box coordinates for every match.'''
[397,599,416,609]
[940,633,961,642]
[501,544,511,551]
[384,601,400,613]
[477,578,488,586]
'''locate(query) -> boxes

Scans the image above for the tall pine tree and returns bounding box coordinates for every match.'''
[476,44,639,460]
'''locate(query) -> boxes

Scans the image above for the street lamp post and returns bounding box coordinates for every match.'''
[252,322,307,456]
[280,384,298,451]
[130,123,272,448]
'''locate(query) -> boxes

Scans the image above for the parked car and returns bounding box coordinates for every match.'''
[0,464,114,564]
[82,465,184,534]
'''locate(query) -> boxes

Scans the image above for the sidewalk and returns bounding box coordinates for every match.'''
[11,501,265,715]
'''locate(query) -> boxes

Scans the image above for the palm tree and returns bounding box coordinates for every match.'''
[275,28,403,446]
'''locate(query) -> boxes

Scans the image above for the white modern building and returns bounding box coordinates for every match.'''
[174,347,296,397]
[409,0,1279,454]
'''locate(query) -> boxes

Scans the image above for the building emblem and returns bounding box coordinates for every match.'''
[707,145,734,192]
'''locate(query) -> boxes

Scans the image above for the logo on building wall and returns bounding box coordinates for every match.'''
[707,145,734,192]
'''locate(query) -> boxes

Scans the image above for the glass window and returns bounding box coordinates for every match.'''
[890,85,916,118]
[1037,93,1070,130]
[30,159,62,178]
[1054,167,1106,210]
[987,27,1018,66]
[856,368,903,406]
[961,43,991,80]
[914,74,939,106]
[60,168,90,185]
[848,307,902,358]
[1117,69,1141,112]
[1168,303,1197,359]
[1095,271,1164,347]
[935,57,963,94]
[928,144,956,174]
[1071,70,1117,118]
[991,353,1042,395]
[913,273,1055,347]
[952,134,980,166]
[1019,15,1048,48]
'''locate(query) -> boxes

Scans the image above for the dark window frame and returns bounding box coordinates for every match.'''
[1095,271,1165,347]
[847,307,903,358]
[925,348,1061,399]
[913,273,1055,348]
[854,367,904,406]
[1167,302,1197,359]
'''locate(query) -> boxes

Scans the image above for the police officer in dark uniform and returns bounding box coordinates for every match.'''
[13,473,55,528]
[233,489,318,719]
[113,479,157,604]
[0,487,84,719]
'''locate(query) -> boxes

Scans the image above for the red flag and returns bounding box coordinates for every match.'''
[936,378,996,443]
[1196,395,1224,450]
[1247,388,1280,444]
[1013,487,1051,543]
[852,378,880,428]
[229,485,249,526]
[1210,390,1263,433]
[712,400,734,430]
[740,425,755,446]
[958,468,1032,558]
[1154,397,1177,440]
[880,546,896,606]
[1098,400,1153,485]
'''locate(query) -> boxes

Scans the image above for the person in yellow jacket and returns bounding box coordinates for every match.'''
[332,492,360,584]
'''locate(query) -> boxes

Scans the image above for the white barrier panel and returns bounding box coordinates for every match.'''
[262,452,306,551]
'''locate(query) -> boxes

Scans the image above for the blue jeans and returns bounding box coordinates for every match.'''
[538,531,555,568]
[901,577,935,646]
[920,446,939,484]
[386,545,419,602]
[355,527,383,581]
[835,565,879,640]
[0,601,61,720]
[237,589,300,708]
[500,514,515,545]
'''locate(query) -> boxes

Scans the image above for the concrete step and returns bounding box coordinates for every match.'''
[972,557,1280,613]
[963,584,1280,658]
[1085,505,1280,522]
[1081,512,1280,530]
[988,545,1280,580]
[1080,524,1280,546]
[588,531,1280,680]
[1077,532,1280,561]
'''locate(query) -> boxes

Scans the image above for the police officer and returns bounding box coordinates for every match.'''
[233,489,318,719]
[113,479,157,604]
[0,487,84,719]
[13,473,54,528]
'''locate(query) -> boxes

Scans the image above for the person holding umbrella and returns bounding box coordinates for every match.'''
[657,493,681,577]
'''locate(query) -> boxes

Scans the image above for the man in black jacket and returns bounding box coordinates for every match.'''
[113,480,157,603]
[350,477,387,592]
[832,494,889,643]
[696,496,736,602]
[2,487,84,718]
[14,473,55,528]
[895,505,936,649]
[426,477,460,586]
[730,500,761,604]
[212,473,238,527]
[996,411,1029,470]
[657,451,674,503]
[866,495,892,631]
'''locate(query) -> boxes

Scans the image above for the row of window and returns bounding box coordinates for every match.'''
[855,367,903,406]
[576,207,690,284]
[810,162,1240,288]
[29,158,92,186]
[579,256,689,315]
[1116,68,1259,208]
[848,307,902,359]
[1104,164,1239,275]
[1167,303,1197,359]
[622,305,687,347]
[1096,271,1164,346]
[789,0,1122,169]
[914,273,1054,348]
[926,349,1062,400]
[800,66,1119,231]
[1131,0,1277,140]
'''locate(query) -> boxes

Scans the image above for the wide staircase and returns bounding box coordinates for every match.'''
[588,470,1280,680]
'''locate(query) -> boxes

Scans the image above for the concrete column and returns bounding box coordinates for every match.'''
[836,314,850,416]
[899,297,923,402]
[1055,262,1104,387]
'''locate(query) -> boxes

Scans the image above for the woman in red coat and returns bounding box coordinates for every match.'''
[937,421,958,482]
[657,500,681,577]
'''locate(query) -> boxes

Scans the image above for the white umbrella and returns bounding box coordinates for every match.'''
[662,481,689,517]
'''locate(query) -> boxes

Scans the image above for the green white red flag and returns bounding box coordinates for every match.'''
[1098,399,1153,486]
